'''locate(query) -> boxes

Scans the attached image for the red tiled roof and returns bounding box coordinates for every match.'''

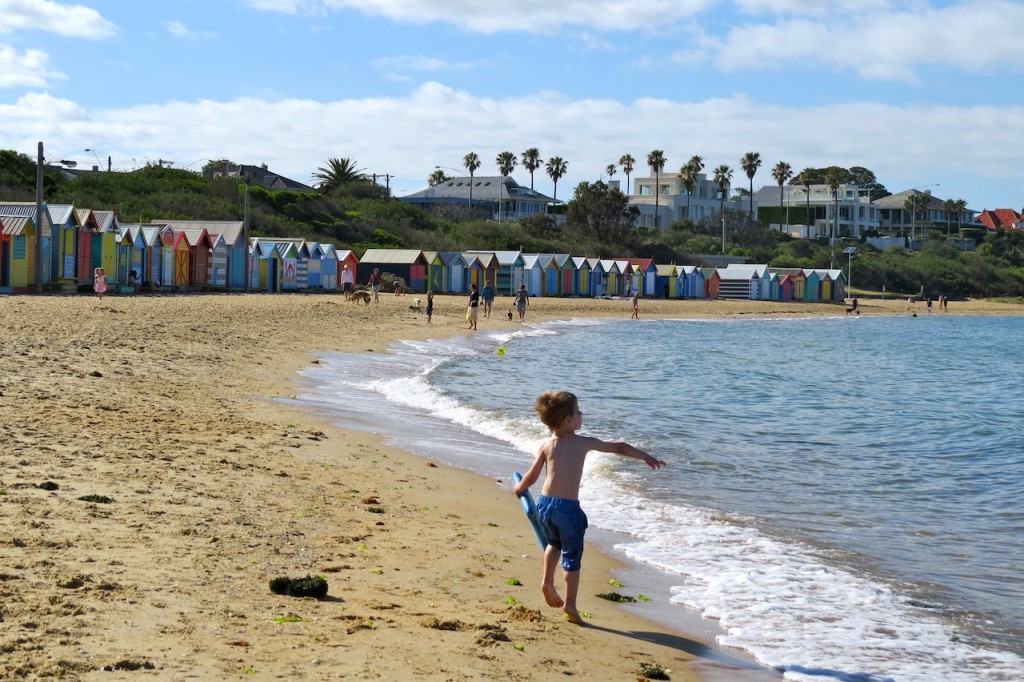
[977,208,1022,230]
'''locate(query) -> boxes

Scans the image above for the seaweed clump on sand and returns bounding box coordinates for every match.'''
[269,574,329,599]
[639,661,670,680]
[596,591,636,603]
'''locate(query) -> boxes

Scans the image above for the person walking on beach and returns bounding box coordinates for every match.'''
[426,290,434,325]
[630,292,639,319]
[514,390,666,624]
[341,264,354,300]
[368,268,382,303]
[93,267,107,300]
[467,283,480,330]
[482,282,495,318]
[514,284,529,322]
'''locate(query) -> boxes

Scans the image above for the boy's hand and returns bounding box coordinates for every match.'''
[644,453,667,470]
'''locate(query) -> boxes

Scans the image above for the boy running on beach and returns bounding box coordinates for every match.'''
[514,390,666,624]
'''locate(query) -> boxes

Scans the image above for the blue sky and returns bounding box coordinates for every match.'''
[2,0,1022,211]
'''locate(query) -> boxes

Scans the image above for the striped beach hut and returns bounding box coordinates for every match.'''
[628,258,657,296]
[438,252,467,293]
[555,254,576,296]
[249,239,283,292]
[702,267,720,299]
[572,257,591,297]
[0,215,38,291]
[600,259,622,297]
[1,203,54,285]
[160,221,247,290]
[676,265,705,299]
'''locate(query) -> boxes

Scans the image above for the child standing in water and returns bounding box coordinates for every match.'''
[514,390,666,624]
[93,267,107,300]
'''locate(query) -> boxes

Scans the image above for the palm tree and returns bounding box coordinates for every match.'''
[941,198,958,238]
[680,162,698,223]
[545,156,568,202]
[605,163,617,182]
[771,161,793,227]
[618,154,636,194]
[521,148,541,189]
[312,157,367,193]
[428,169,448,186]
[796,167,817,228]
[954,198,968,237]
[463,151,481,209]
[823,166,849,267]
[740,152,762,220]
[647,149,666,229]
[713,164,733,253]
[904,190,931,242]
[495,151,517,222]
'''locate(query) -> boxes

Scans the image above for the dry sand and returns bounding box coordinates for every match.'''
[2,291,1019,681]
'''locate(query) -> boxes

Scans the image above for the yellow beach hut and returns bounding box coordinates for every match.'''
[0,215,37,292]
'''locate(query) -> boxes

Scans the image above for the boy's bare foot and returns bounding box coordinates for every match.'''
[541,584,564,608]
[563,609,584,625]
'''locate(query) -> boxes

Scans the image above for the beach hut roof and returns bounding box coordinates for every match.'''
[49,204,79,226]
[656,264,677,276]
[91,210,117,233]
[439,251,467,266]
[159,220,245,244]
[361,248,426,264]
[571,256,589,268]
[177,228,213,248]
[464,250,499,268]
[0,215,32,236]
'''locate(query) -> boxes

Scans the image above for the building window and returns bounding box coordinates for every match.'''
[14,235,27,259]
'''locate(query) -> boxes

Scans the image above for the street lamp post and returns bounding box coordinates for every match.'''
[435,165,480,217]
[84,148,109,171]
[844,246,858,299]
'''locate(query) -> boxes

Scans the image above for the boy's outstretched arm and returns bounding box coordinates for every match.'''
[592,438,667,469]
[514,450,545,496]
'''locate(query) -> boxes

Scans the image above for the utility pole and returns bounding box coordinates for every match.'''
[243,176,251,293]
[35,142,44,293]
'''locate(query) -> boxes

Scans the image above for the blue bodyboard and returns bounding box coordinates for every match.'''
[513,472,548,549]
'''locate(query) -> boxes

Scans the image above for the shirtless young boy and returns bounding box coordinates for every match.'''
[513,390,666,624]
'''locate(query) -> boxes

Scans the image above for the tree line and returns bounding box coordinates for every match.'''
[1,149,1020,299]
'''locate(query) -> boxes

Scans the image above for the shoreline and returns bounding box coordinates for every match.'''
[2,293,1020,680]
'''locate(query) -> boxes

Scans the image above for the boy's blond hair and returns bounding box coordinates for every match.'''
[535,390,578,430]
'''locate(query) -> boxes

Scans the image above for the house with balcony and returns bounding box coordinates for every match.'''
[401,175,555,222]
[874,190,969,234]
[753,183,880,239]
[626,172,746,230]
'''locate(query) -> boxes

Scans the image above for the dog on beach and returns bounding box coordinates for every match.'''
[507,309,514,321]
[408,298,422,312]
[350,290,372,305]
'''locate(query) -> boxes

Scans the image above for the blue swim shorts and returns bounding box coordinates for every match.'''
[536,495,588,572]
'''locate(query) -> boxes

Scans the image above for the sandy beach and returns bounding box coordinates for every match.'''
[2,291,1019,681]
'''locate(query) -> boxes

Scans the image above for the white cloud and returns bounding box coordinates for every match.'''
[163,21,217,41]
[2,84,1020,207]
[0,43,66,87]
[251,0,713,33]
[0,0,117,38]
[371,55,478,71]
[712,1,1024,81]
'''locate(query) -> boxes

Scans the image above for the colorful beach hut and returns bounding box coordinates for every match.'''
[656,264,678,298]
[359,249,428,292]
[572,257,591,297]
[334,249,358,291]
[437,252,467,293]
[0,215,37,291]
